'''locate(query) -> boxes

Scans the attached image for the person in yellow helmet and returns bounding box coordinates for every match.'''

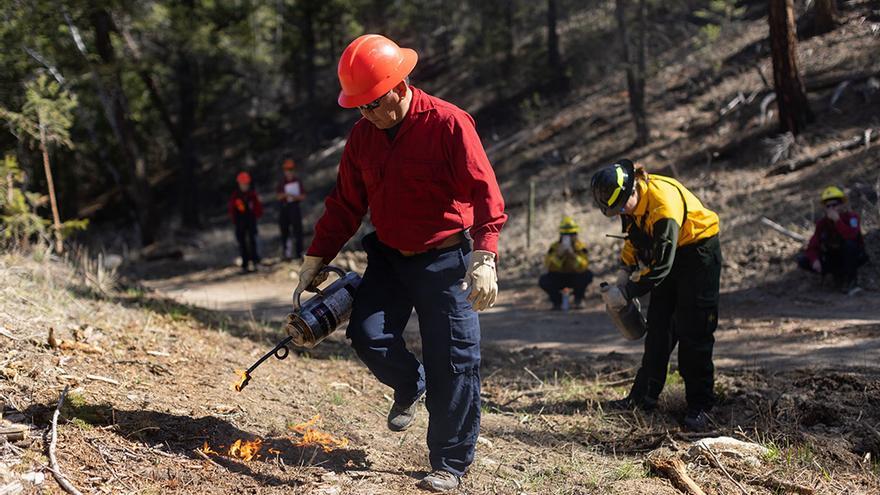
[539,216,593,309]
[590,159,721,432]
[797,186,868,293]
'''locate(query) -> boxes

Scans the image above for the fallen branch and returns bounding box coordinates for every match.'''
[0,424,28,442]
[0,481,23,495]
[600,377,635,388]
[47,386,83,495]
[757,475,814,495]
[760,217,807,242]
[194,448,228,472]
[767,129,877,176]
[646,453,706,495]
[86,374,119,386]
[699,445,749,495]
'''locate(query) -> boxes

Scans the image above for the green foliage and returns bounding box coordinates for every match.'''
[0,74,77,150]
[694,0,746,46]
[0,154,49,247]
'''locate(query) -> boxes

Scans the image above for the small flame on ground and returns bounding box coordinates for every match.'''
[200,438,263,461]
[228,438,263,461]
[231,369,250,392]
[290,414,349,453]
[200,441,220,456]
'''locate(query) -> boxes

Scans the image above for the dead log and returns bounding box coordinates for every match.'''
[767,129,877,176]
[646,453,706,495]
[758,476,814,495]
[0,424,28,442]
[760,217,807,242]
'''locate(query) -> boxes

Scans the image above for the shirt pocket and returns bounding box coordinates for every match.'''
[400,159,446,182]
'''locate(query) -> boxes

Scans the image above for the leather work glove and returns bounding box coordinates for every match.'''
[293,255,328,310]
[462,250,497,311]
[600,284,628,310]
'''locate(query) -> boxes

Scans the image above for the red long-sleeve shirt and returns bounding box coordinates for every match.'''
[308,87,507,261]
[227,189,263,221]
[804,211,863,263]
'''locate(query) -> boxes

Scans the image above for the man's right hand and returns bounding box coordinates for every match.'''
[811,259,822,273]
[294,255,328,310]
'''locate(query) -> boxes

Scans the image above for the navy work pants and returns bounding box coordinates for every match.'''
[346,232,480,477]
[539,271,593,306]
[234,216,260,267]
[279,202,304,259]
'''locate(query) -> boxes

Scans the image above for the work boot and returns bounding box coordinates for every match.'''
[417,470,460,492]
[605,396,657,412]
[387,393,423,432]
[683,409,712,432]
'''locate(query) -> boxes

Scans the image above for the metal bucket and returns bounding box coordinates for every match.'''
[285,266,362,348]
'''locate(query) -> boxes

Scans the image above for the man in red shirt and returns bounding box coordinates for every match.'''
[276,159,306,260]
[228,171,263,273]
[797,186,868,293]
[293,34,506,492]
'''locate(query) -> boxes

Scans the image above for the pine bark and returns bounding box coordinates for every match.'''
[768,0,814,135]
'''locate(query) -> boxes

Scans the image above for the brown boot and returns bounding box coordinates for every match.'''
[417,470,460,492]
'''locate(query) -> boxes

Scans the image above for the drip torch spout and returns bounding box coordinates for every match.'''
[233,336,293,392]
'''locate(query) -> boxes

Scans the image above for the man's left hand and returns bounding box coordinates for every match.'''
[462,250,497,311]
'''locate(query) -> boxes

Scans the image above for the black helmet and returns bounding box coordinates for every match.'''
[590,159,636,216]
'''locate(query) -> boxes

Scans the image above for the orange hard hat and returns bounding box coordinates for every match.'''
[236,171,251,184]
[337,34,418,108]
[282,159,296,171]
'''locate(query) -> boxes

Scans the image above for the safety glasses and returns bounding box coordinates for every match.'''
[357,91,390,111]
[824,201,841,209]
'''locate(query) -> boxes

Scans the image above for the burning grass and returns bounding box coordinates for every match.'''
[200,438,264,461]
[290,414,349,453]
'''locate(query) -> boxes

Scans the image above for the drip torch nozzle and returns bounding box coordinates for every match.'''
[231,336,293,393]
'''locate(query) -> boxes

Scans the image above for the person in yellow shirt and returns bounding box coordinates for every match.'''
[539,217,594,310]
[590,159,721,432]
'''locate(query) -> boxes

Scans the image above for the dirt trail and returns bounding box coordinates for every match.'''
[142,258,880,372]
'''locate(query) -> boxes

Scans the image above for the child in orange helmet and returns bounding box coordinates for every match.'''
[228,171,263,273]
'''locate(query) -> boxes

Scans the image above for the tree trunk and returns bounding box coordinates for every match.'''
[547,0,561,71]
[176,54,201,229]
[813,0,839,34]
[616,0,650,146]
[175,0,202,230]
[768,0,814,135]
[88,8,159,245]
[503,0,515,80]
[39,122,63,254]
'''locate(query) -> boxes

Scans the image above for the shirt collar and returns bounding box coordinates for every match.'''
[631,179,650,217]
[406,87,435,116]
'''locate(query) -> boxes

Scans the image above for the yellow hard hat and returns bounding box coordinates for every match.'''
[820,186,846,203]
[559,216,579,234]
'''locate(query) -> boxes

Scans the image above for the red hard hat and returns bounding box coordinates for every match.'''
[236,171,251,184]
[337,34,418,108]
[282,159,296,171]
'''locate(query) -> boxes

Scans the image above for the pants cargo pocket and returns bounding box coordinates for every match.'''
[449,312,481,373]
